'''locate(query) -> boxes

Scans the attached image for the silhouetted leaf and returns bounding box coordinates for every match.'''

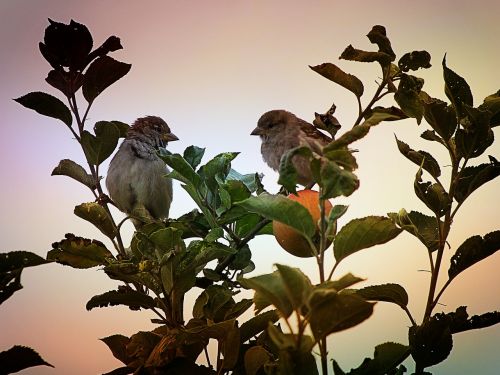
[183,145,205,168]
[363,106,407,125]
[14,92,72,126]
[310,63,364,97]
[479,90,500,127]
[278,146,313,193]
[398,51,431,72]
[448,231,500,280]
[51,159,95,189]
[414,168,451,217]
[0,251,50,273]
[443,55,473,119]
[340,45,393,66]
[367,25,396,60]
[334,216,402,262]
[83,55,131,103]
[45,69,84,97]
[74,202,115,238]
[455,106,494,159]
[395,136,441,178]
[440,306,500,334]
[101,334,130,364]
[0,345,53,373]
[86,289,156,311]
[48,233,113,268]
[388,209,440,252]
[355,283,409,307]
[454,162,500,203]
[81,121,122,165]
[244,346,271,375]
[395,74,424,124]
[236,193,315,239]
[421,97,457,141]
[240,310,280,343]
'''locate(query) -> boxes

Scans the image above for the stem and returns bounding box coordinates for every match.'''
[353,68,389,127]
[319,339,328,375]
[431,278,452,311]
[327,260,340,282]
[204,346,212,368]
[402,305,417,327]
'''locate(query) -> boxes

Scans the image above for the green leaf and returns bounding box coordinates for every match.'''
[395,136,441,178]
[0,251,50,273]
[109,120,130,137]
[86,289,156,311]
[388,209,440,252]
[275,264,312,311]
[161,152,201,187]
[414,168,451,217]
[100,334,130,364]
[47,234,113,268]
[244,346,271,375]
[319,160,360,199]
[363,106,408,125]
[448,231,500,280]
[394,74,424,124]
[83,56,131,103]
[236,193,315,239]
[183,145,205,168]
[334,216,402,262]
[310,63,364,97]
[340,45,393,66]
[278,146,313,193]
[409,316,453,368]
[149,227,183,254]
[224,298,253,320]
[323,148,358,171]
[398,51,431,72]
[14,91,72,126]
[421,96,457,141]
[454,162,500,203]
[325,204,349,240]
[324,123,371,152]
[74,202,115,238]
[239,271,293,318]
[327,273,365,291]
[355,283,409,307]
[309,291,374,339]
[81,122,121,166]
[0,345,53,373]
[51,159,96,189]
[443,55,473,119]
[240,310,280,343]
[199,152,239,191]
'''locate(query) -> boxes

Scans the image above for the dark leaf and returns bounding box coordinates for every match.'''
[319,160,359,199]
[448,231,500,280]
[395,136,441,178]
[0,269,23,304]
[278,146,313,193]
[52,159,95,189]
[363,106,408,125]
[14,92,72,126]
[414,168,451,217]
[340,45,393,66]
[240,310,280,343]
[244,346,271,375]
[101,334,130,364]
[394,74,424,124]
[83,56,131,103]
[440,306,500,334]
[421,96,457,141]
[367,25,396,60]
[324,123,371,152]
[334,216,402,262]
[443,55,473,119]
[388,209,440,252]
[48,233,113,268]
[398,51,431,72]
[45,69,84,97]
[479,90,500,127]
[327,273,364,291]
[0,345,53,373]
[0,251,51,273]
[454,162,500,203]
[74,202,115,238]
[183,145,205,168]
[313,109,342,138]
[323,148,357,172]
[81,122,121,166]
[355,283,409,307]
[455,106,494,159]
[84,35,123,67]
[275,264,312,311]
[102,367,134,375]
[310,63,364,97]
[86,289,156,311]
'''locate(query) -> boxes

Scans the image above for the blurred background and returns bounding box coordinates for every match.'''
[0,1,498,374]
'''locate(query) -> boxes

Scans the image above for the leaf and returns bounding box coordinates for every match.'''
[479,90,500,127]
[278,146,313,193]
[199,152,239,191]
[240,310,280,343]
[455,106,494,159]
[51,159,95,189]
[0,345,53,373]
[398,51,431,72]
[47,233,113,268]
[388,209,440,252]
[319,160,360,199]
[340,45,393,66]
[366,25,396,60]
[454,162,500,203]
[409,316,453,368]
[236,193,315,239]
[421,97,457,141]
[355,283,409,307]
[448,231,500,280]
[310,63,364,97]
[440,306,500,334]
[309,291,374,339]
[100,334,130,364]
[394,74,424,124]
[81,123,121,166]
[0,269,23,305]
[327,273,365,291]
[334,216,402,262]
[363,106,408,125]
[275,264,312,311]
[161,152,201,187]
[0,251,50,273]
[83,55,131,103]
[14,91,72,126]
[324,123,371,152]
[239,271,293,318]
[222,325,240,369]
[244,346,271,375]
[414,168,451,217]
[86,289,156,311]
[395,136,441,178]
[183,145,205,168]
[323,148,358,171]
[74,202,115,238]
[443,55,473,119]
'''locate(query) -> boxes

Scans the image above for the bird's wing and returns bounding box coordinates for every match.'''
[297,118,332,155]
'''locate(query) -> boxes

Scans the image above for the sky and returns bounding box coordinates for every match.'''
[0,0,499,374]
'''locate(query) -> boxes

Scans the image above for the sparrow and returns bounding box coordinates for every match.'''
[106,116,178,228]
[251,110,332,186]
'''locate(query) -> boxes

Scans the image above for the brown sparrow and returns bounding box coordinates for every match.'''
[251,110,331,186]
[106,116,178,228]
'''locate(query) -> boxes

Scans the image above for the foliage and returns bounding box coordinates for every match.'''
[5,20,499,374]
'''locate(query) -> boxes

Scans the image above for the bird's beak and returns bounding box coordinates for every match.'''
[163,133,179,142]
[250,127,263,136]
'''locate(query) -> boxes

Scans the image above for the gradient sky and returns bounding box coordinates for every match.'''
[1,1,499,374]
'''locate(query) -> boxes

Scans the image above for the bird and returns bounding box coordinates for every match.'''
[251,110,332,187]
[106,116,178,228]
